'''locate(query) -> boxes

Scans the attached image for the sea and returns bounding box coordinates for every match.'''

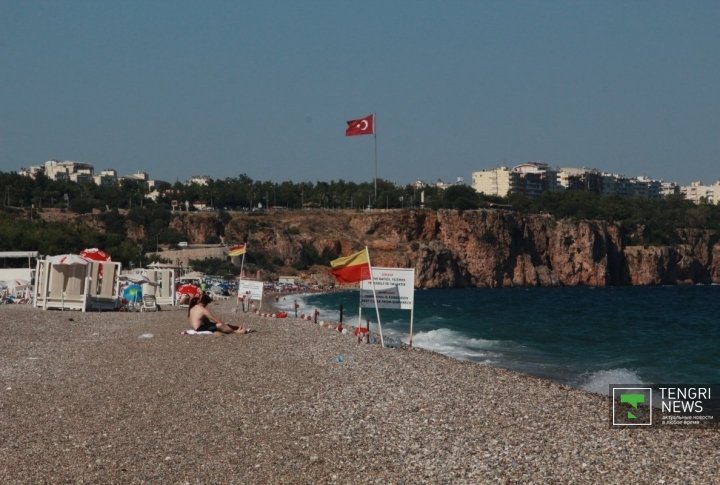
[277,286,720,394]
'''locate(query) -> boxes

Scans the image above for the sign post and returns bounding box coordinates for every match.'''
[237,279,264,312]
[360,267,416,346]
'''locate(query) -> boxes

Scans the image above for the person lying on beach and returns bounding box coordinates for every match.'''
[188,294,251,334]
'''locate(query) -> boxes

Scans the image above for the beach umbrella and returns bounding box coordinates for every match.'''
[148,262,175,268]
[9,278,30,291]
[48,254,89,266]
[79,248,111,261]
[122,284,143,304]
[79,248,111,278]
[176,283,201,297]
[120,274,158,286]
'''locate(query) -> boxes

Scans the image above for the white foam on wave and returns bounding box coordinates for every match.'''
[274,294,324,317]
[411,328,501,363]
[578,368,644,395]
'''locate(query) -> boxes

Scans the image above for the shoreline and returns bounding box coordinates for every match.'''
[1,301,718,482]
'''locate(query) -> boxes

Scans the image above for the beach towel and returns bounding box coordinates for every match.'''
[181,329,215,336]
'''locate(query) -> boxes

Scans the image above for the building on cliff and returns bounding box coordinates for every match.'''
[473,163,664,200]
[22,160,96,184]
[472,163,557,198]
[681,180,720,204]
[472,167,510,197]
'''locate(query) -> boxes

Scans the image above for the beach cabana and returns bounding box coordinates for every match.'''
[34,255,122,312]
[86,260,122,310]
[34,255,91,311]
[141,268,175,306]
[0,251,39,284]
[122,268,175,306]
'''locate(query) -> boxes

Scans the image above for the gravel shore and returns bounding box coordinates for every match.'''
[1,299,718,483]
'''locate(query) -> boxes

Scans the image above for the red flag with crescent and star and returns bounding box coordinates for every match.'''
[345,114,374,136]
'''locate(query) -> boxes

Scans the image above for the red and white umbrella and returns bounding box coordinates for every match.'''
[79,248,111,278]
[176,283,201,297]
[79,248,111,261]
[48,254,90,266]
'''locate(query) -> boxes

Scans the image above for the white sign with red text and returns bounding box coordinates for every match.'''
[360,267,415,310]
[237,279,264,301]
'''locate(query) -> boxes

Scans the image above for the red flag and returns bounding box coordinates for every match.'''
[345,114,374,136]
[330,248,371,283]
[228,244,246,257]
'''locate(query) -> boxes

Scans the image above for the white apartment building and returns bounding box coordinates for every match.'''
[660,181,680,197]
[513,162,557,197]
[94,169,118,187]
[43,160,94,183]
[472,163,556,198]
[473,163,666,200]
[472,166,513,197]
[681,181,720,204]
[19,165,44,178]
[556,167,602,191]
[188,175,211,186]
[632,176,662,199]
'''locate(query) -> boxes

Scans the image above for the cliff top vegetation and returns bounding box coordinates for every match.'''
[1,171,719,269]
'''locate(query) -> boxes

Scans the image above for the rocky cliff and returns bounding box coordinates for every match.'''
[166,209,720,288]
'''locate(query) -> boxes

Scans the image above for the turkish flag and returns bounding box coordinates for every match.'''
[345,114,374,136]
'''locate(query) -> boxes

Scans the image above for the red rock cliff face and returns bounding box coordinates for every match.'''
[166,210,720,288]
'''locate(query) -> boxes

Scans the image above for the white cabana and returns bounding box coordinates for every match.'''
[122,268,176,306]
[142,269,175,306]
[34,255,122,312]
[86,260,122,311]
[34,255,90,311]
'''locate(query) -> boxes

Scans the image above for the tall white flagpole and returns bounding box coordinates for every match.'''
[364,246,384,347]
[239,249,246,281]
[373,113,378,203]
[236,242,247,309]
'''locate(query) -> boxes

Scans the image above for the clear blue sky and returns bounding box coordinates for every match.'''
[1,1,718,186]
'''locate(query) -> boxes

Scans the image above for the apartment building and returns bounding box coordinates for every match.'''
[472,163,555,198]
[473,163,664,200]
[681,181,720,204]
[471,166,514,197]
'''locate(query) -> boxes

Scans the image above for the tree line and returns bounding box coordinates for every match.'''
[1,170,719,268]
[0,171,445,212]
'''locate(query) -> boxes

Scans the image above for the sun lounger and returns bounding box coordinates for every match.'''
[140,294,160,312]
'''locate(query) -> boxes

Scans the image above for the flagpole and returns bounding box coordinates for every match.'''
[373,112,378,204]
[364,246,384,347]
[357,286,363,333]
[239,250,246,281]
[409,304,415,348]
[236,241,247,308]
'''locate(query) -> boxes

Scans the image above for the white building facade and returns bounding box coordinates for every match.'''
[471,166,514,197]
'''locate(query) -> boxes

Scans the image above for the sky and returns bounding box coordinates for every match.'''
[1,1,719,186]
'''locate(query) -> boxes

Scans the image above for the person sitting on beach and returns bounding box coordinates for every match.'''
[188,294,251,334]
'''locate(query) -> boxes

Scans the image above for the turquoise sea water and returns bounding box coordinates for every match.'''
[277,286,720,393]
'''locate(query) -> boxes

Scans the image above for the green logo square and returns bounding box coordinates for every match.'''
[612,387,652,426]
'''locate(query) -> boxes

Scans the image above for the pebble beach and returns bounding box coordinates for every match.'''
[1,298,718,484]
